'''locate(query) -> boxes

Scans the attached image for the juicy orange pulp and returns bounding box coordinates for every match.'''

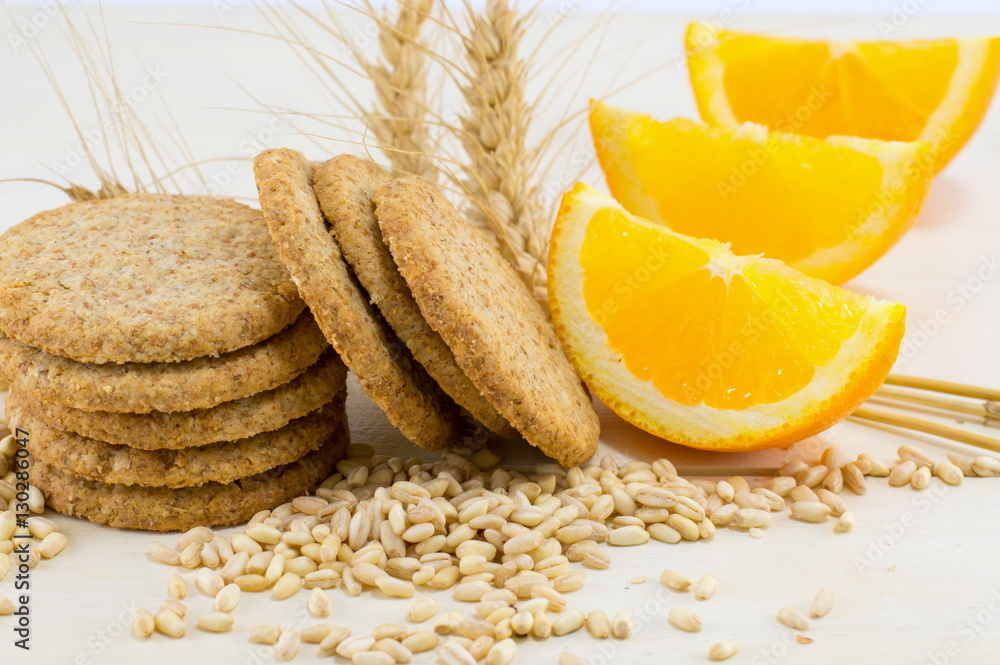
[582,206,865,411]
[548,183,906,452]
[589,103,933,285]
[686,23,1000,172]
[716,37,959,142]
[624,117,895,267]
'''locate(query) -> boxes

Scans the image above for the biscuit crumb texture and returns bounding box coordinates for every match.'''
[254,148,459,450]
[8,349,346,449]
[314,155,515,437]
[27,421,349,531]
[0,311,328,414]
[10,399,345,488]
[0,194,304,363]
[375,177,600,467]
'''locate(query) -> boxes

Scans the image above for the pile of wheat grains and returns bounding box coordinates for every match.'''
[137,436,996,663]
[0,195,348,533]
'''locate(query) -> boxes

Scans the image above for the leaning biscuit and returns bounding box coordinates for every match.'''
[29,422,349,531]
[0,194,303,363]
[0,311,327,414]
[254,148,459,450]
[314,155,515,437]
[374,177,600,467]
[10,349,346,449]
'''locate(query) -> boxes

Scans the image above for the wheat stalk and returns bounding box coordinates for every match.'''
[447,0,548,305]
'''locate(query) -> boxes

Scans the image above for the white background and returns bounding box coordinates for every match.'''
[61,0,1000,15]
[1,2,1000,665]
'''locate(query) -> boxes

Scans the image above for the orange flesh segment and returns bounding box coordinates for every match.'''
[626,118,887,263]
[718,36,958,141]
[580,208,866,410]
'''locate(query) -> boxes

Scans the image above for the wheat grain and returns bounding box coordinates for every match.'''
[934,461,964,485]
[26,516,58,540]
[337,635,377,659]
[889,460,918,486]
[777,606,810,630]
[250,624,282,646]
[790,485,821,503]
[709,639,740,661]
[947,451,976,475]
[552,610,585,636]
[397,630,436,654]
[972,456,1000,477]
[197,612,235,633]
[485,638,517,665]
[153,610,185,638]
[586,610,610,639]
[196,567,224,597]
[810,589,835,618]
[167,573,187,600]
[159,599,186,619]
[38,532,68,559]
[352,650,394,665]
[132,609,155,640]
[308,587,332,617]
[694,574,718,600]
[911,465,932,490]
[668,607,702,632]
[611,609,632,638]
[834,511,856,533]
[275,628,301,662]
[790,501,832,523]
[898,445,934,468]
[659,569,691,592]
[607,524,650,546]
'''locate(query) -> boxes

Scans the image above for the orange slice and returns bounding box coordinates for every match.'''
[686,22,1000,172]
[548,183,906,452]
[589,103,932,284]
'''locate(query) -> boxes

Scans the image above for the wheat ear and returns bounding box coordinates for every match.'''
[361,0,439,180]
[451,0,548,305]
[261,0,439,178]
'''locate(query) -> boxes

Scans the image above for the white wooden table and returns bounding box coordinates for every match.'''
[1,5,999,664]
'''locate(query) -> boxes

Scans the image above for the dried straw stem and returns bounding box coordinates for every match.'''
[851,405,1000,454]
[452,0,549,305]
[884,373,1000,402]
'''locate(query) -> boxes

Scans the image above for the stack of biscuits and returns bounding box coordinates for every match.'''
[254,150,600,468]
[0,195,349,531]
[0,152,602,532]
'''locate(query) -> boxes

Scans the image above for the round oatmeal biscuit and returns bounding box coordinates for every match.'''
[254,148,459,451]
[10,399,345,488]
[0,194,304,363]
[314,155,515,437]
[29,422,349,532]
[0,311,327,413]
[374,177,600,467]
[10,349,346,449]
